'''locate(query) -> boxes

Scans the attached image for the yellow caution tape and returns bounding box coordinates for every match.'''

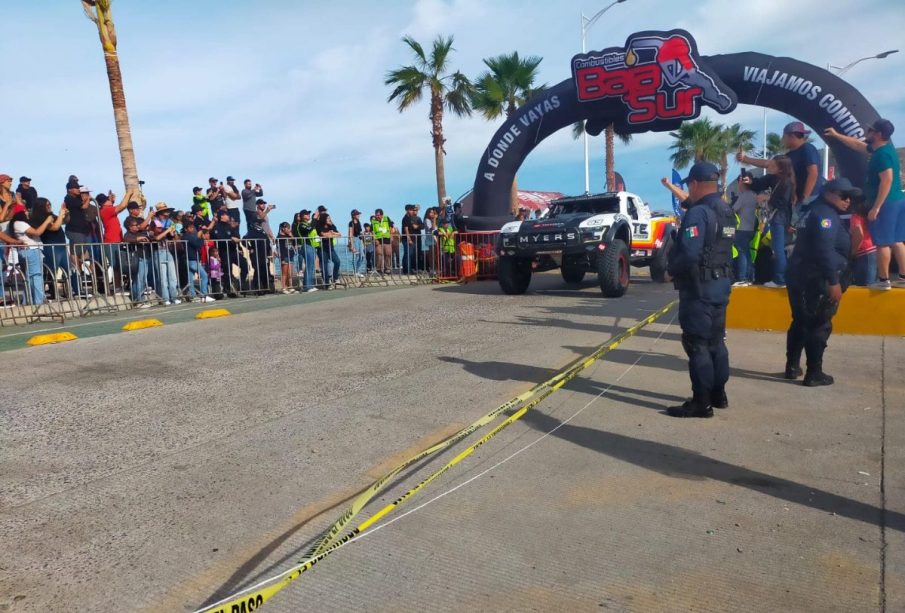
[193,301,676,613]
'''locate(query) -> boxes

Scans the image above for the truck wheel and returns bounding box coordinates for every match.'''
[597,239,630,297]
[561,265,586,284]
[649,233,672,283]
[498,256,532,295]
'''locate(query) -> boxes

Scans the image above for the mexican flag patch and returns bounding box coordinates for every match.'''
[685,227,700,239]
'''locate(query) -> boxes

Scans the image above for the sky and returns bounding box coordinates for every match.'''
[3,0,904,228]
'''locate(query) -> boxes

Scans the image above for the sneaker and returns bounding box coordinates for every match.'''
[763,281,786,289]
[870,279,892,290]
[201,296,217,303]
[666,399,713,418]
[784,364,803,380]
[138,302,152,309]
[803,371,834,387]
[305,287,319,293]
[711,389,729,409]
[732,281,750,287]
[163,301,172,306]
[282,289,292,294]
[893,276,905,288]
[173,299,183,305]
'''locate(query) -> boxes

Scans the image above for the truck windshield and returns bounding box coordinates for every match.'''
[548,197,620,218]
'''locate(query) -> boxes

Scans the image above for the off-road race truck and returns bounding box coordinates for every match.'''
[496,191,677,296]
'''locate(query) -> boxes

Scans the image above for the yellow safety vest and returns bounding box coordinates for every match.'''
[372,217,391,240]
[438,227,456,253]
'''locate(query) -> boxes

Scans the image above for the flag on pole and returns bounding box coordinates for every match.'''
[671,168,684,216]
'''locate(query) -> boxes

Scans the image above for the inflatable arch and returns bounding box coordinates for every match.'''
[465,29,879,229]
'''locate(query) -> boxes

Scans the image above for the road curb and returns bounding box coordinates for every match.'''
[122,319,164,332]
[196,308,232,320]
[26,332,78,346]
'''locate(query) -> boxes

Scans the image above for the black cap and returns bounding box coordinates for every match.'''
[19,176,31,183]
[256,198,267,205]
[682,161,720,183]
[351,209,361,215]
[317,205,327,212]
[299,209,311,216]
[209,177,218,183]
[822,177,862,198]
[226,176,235,182]
[96,193,109,205]
[870,118,895,140]
[193,186,202,193]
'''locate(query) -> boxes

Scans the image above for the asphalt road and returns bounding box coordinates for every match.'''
[1,273,902,612]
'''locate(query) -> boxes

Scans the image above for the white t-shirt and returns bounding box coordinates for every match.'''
[13,220,42,247]
[223,184,241,210]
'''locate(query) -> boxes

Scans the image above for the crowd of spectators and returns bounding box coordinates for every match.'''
[0,173,465,309]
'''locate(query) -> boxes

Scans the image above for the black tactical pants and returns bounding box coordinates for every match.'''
[786,275,839,372]
[678,289,730,403]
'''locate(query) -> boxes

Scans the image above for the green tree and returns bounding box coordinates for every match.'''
[766,132,786,157]
[572,122,633,192]
[668,118,725,170]
[719,123,756,197]
[385,35,473,206]
[471,51,543,213]
[82,0,140,192]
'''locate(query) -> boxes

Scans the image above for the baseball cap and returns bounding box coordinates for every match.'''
[299,209,311,216]
[79,186,92,194]
[869,118,895,139]
[317,205,327,212]
[256,199,267,206]
[19,176,31,183]
[682,161,720,183]
[193,186,202,194]
[209,177,218,183]
[96,193,109,205]
[822,177,862,198]
[783,121,811,136]
[226,176,235,182]
[351,209,361,215]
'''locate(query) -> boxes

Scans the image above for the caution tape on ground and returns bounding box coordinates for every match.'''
[193,301,676,613]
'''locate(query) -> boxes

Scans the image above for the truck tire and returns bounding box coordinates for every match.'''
[561,265,586,284]
[649,233,672,283]
[597,239,630,297]
[498,256,532,295]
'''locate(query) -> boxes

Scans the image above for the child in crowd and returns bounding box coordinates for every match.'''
[277,222,297,293]
[361,223,375,273]
[208,247,224,298]
[850,195,877,286]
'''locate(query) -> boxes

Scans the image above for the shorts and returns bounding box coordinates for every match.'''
[869,199,905,246]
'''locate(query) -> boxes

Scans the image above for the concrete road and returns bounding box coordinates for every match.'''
[1,274,901,612]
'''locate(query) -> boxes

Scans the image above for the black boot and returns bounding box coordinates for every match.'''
[784,362,803,380]
[711,388,729,409]
[667,398,714,418]
[803,371,834,387]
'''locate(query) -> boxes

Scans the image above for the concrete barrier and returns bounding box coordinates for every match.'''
[727,286,905,336]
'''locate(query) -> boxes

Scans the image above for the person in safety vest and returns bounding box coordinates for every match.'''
[784,178,858,386]
[370,209,393,274]
[665,162,735,418]
[292,209,320,292]
[437,218,456,276]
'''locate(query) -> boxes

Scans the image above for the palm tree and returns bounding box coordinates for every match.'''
[385,35,473,207]
[572,122,632,192]
[668,118,724,169]
[82,0,139,191]
[718,123,756,197]
[471,52,543,213]
[766,132,786,157]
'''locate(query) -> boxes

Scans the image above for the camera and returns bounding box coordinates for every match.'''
[138,180,146,186]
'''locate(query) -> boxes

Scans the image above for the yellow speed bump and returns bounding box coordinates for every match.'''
[122,318,163,332]
[196,308,231,320]
[26,332,78,347]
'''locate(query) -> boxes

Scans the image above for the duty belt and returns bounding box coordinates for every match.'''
[700,265,731,281]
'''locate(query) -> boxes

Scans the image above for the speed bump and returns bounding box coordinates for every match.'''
[122,319,163,332]
[26,332,78,346]
[196,308,231,320]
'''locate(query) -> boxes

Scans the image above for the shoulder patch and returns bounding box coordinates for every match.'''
[820,218,832,229]
[685,227,699,238]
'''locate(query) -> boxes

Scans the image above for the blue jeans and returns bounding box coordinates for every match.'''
[187,259,209,296]
[44,244,78,292]
[130,255,149,302]
[21,248,45,305]
[321,246,341,283]
[154,249,179,302]
[302,244,316,289]
[734,230,755,282]
[350,239,363,274]
[769,220,787,285]
[852,252,877,286]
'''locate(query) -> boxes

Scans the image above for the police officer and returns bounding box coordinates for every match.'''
[784,178,858,386]
[666,162,736,418]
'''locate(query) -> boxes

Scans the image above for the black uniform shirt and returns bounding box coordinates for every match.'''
[789,197,850,286]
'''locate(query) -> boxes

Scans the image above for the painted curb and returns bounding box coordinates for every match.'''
[196,308,232,320]
[122,319,164,332]
[26,332,78,346]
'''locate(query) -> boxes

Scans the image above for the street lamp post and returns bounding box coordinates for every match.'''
[823,49,898,178]
[580,0,627,194]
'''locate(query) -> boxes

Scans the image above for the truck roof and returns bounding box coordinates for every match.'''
[551,191,640,204]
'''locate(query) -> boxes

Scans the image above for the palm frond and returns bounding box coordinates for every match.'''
[430,35,455,76]
[401,35,428,71]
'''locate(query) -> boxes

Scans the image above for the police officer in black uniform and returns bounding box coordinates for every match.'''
[666,162,736,418]
[784,178,858,386]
